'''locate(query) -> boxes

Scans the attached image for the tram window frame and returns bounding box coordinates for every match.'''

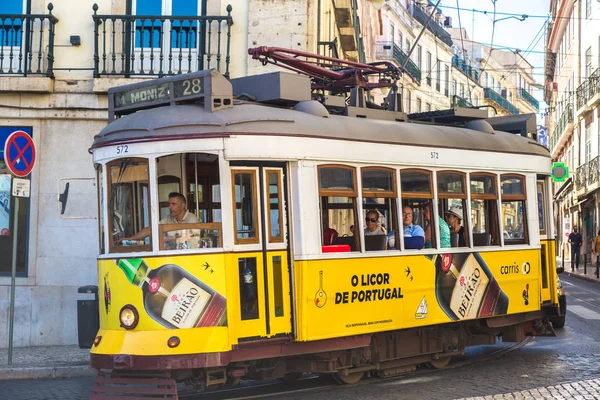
[400,169,432,250]
[500,174,528,245]
[96,164,105,254]
[232,169,260,245]
[536,181,546,236]
[469,172,500,247]
[107,157,152,253]
[437,171,468,248]
[318,165,360,252]
[265,169,284,243]
[361,167,398,251]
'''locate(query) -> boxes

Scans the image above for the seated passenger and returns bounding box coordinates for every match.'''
[322,213,339,245]
[445,207,465,247]
[364,210,386,236]
[423,206,451,248]
[119,192,198,244]
[402,206,425,249]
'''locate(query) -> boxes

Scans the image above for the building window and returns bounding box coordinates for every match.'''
[426,103,431,112]
[417,45,422,69]
[436,61,441,92]
[484,72,488,88]
[390,24,395,43]
[491,77,495,91]
[586,47,592,78]
[426,51,432,86]
[405,39,410,53]
[586,123,592,163]
[417,98,422,112]
[586,0,591,18]
[445,65,449,96]
[452,79,457,96]
[407,90,412,113]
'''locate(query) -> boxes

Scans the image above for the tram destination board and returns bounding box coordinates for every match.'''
[109,71,209,118]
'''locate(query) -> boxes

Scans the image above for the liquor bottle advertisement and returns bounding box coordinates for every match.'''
[98,254,228,330]
[300,250,541,341]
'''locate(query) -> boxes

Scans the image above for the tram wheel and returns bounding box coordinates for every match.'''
[425,356,451,369]
[332,370,364,385]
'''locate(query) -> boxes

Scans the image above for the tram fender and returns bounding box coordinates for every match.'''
[484,311,545,329]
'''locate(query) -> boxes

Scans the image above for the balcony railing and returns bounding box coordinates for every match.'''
[0,3,58,77]
[318,39,339,59]
[484,88,519,115]
[549,102,573,154]
[411,5,453,47]
[589,156,599,187]
[575,164,587,191]
[451,55,479,82]
[376,41,421,83]
[519,88,539,111]
[92,4,233,78]
[452,95,473,108]
[576,68,600,111]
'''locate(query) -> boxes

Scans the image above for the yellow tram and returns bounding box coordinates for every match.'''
[89,64,562,393]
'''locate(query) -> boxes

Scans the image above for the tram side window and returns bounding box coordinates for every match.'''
[108,158,152,252]
[319,165,359,252]
[156,153,222,250]
[501,175,528,245]
[437,171,468,248]
[470,173,500,246]
[232,170,259,244]
[362,167,398,251]
[400,169,430,250]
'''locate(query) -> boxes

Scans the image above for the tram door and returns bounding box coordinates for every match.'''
[537,177,552,302]
[231,165,292,339]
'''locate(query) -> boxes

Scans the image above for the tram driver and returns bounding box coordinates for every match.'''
[119,192,199,247]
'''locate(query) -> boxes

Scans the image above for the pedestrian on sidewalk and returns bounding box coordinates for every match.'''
[568,226,583,271]
[593,229,600,264]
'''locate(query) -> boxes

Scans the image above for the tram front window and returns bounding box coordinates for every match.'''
[108,158,152,252]
[157,153,222,250]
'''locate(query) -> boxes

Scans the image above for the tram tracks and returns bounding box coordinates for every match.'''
[181,337,534,400]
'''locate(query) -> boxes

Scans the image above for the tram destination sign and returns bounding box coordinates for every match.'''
[109,71,212,119]
[113,78,204,109]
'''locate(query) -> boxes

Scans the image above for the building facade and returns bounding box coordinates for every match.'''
[546,0,600,260]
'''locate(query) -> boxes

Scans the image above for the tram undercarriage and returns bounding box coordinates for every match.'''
[91,312,556,397]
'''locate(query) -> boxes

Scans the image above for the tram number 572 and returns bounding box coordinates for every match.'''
[430,151,439,159]
[116,145,129,154]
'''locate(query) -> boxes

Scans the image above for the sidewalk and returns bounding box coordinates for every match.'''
[558,255,600,284]
[0,345,95,380]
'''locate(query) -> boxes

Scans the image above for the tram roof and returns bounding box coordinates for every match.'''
[92,102,550,158]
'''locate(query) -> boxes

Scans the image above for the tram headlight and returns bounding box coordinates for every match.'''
[119,305,139,329]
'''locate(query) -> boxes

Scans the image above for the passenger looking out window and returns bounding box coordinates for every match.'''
[445,207,465,247]
[364,210,386,235]
[402,206,425,249]
[361,167,398,251]
[423,205,450,248]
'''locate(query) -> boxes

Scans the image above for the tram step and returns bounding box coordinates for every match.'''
[91,373,178,399]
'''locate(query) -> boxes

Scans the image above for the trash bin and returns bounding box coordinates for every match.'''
[77,285,99,349]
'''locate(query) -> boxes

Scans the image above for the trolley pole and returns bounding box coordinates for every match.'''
[8,199,19,365]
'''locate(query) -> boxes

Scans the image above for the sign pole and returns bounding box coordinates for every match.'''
[8,198,19,365]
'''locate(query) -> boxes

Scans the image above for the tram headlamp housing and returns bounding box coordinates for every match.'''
[167,336,181,348]
[119,305,139,330]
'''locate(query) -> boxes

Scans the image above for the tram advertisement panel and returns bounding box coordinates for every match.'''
[301,250,540,340]
[98,255,228,331]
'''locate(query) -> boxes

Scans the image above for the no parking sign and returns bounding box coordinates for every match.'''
[3,130,36,177]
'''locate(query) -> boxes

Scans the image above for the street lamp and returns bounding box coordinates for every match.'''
[368,0,385,10]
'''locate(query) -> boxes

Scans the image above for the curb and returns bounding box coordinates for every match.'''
[563,270,600,285]
[0,365,96,381]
